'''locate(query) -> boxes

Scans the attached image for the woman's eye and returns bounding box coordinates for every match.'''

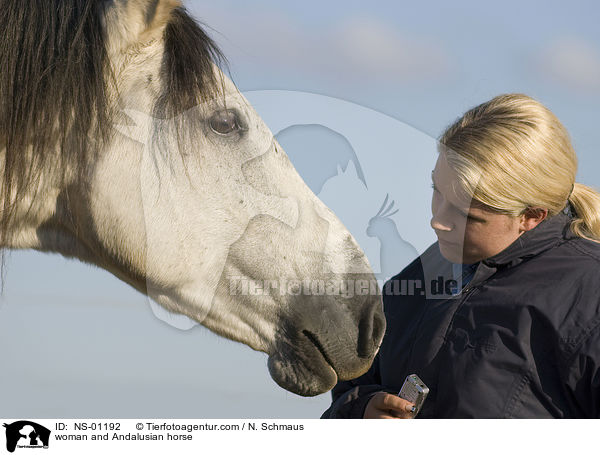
[209,109,239,135]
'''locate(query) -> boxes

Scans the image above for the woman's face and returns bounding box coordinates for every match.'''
[430,151,544,264]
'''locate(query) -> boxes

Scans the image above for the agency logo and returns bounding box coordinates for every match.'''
[3,421,50,453]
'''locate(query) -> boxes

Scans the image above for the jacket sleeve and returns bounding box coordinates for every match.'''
[320,351,387,418]
[565,324,600,418]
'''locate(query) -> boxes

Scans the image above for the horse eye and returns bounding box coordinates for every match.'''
[209,109,239,135]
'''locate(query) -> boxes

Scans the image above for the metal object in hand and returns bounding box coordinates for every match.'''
[398,373,429,417]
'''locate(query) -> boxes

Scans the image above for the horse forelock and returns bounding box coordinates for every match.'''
[155,7,228,118]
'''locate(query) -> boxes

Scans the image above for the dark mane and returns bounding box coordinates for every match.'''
[0,0,109,203]
[0,1,226,289]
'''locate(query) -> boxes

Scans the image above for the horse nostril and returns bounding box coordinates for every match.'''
[357,297,386,358]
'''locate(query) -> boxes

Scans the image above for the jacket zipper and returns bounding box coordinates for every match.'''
[426,284,480,417]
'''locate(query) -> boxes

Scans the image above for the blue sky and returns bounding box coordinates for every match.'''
[191,0,600,185]
[1,0,599,418]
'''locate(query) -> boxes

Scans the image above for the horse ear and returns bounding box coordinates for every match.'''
[105,0,181,52]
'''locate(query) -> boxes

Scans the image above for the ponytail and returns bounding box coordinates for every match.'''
[568,182,600,243]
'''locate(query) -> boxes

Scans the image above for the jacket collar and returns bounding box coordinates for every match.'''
[481,206,574,269]
[461,204,575,289]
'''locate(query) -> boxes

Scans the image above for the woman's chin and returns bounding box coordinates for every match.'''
[438,241,469,263]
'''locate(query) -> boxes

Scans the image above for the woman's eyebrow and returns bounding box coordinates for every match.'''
[430,171,486,221]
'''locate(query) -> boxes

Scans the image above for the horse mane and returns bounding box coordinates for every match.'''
[0,0,226,287]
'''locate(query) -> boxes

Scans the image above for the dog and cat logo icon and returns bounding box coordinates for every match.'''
[2,421,50,452]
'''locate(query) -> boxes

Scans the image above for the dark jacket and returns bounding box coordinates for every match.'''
[321,206,600,418]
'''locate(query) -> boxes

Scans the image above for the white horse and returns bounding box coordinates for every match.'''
[0,0,384,396]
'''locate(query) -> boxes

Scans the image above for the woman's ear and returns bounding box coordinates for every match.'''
[104,0,181,54]
[519,206,549,232]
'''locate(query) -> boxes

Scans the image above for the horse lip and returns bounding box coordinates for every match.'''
[302,329,337,374]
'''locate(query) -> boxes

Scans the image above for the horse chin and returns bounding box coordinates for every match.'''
[267,350,338,397]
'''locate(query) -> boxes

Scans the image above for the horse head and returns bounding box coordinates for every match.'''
[0,0,385,397]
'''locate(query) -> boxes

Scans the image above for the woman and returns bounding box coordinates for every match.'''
[321,93,600,418]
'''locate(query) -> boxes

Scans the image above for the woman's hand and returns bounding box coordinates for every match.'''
[364,392,415,419]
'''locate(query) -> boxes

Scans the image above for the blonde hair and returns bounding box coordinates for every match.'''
[439,93,600,243]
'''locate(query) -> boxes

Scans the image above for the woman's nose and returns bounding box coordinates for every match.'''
[430,216,452,231]
[430,206,454,231]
